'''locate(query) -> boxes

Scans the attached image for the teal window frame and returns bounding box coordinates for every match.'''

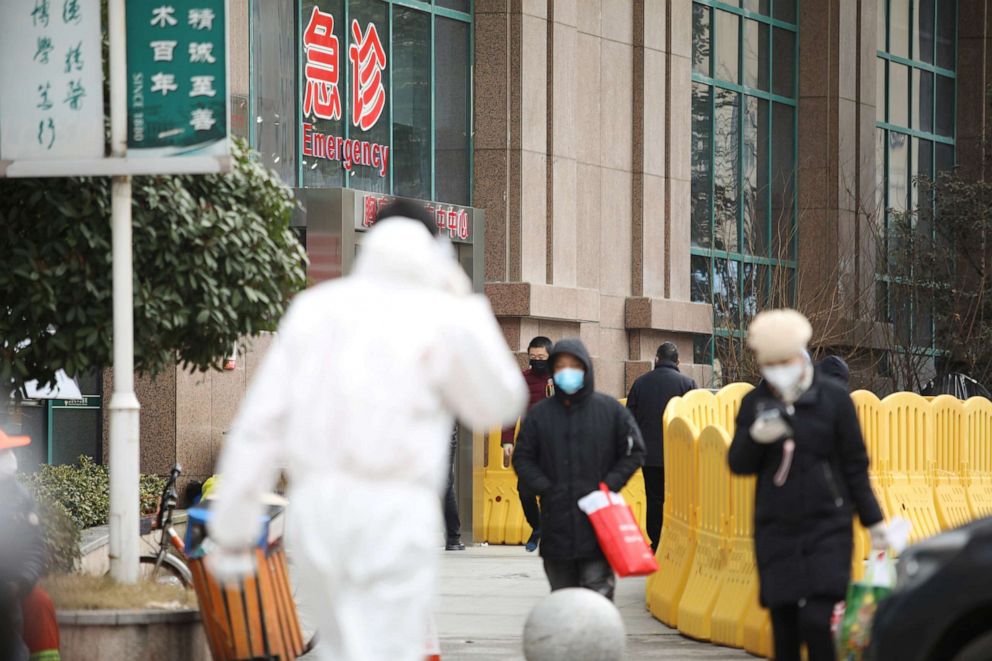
[271,0,474,204]
[875,0,957,355]
[690,0,800,366]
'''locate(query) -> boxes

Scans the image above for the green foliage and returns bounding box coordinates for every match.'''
[21,456,166,530]
[0,138,308,392]
[33,493,82,575]
[887,170,992,388]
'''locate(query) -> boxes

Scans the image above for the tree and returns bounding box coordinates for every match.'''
[881,170,992,390]
[0,138,308,393]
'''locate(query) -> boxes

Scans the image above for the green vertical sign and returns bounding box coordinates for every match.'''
[126,0,228,156]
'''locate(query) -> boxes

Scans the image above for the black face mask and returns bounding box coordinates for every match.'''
[529,359,549,374]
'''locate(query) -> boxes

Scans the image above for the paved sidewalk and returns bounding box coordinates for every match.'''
[297,544,753,659]
[435,545,752,660]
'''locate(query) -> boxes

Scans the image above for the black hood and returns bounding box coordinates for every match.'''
[549,338,595,399]
[817,356,850,386]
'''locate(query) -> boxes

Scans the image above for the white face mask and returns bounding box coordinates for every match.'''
[0,449,18,477]
[761,362,804,395]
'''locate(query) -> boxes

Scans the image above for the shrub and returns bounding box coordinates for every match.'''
[22,456,165,531]
[33,493,81,575]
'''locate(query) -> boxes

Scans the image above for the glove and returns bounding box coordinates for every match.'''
[205,543,256,585]
[749,404,793,444]
[502,443,513,463]
[870,522,891,550]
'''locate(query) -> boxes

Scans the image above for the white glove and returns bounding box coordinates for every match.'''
[750,411,792,444]
[869,522,891,550]
[205,543,256,585]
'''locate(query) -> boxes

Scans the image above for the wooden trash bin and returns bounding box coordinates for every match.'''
[185,503,309,661]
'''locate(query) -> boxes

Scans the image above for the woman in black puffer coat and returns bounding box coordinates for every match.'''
[729,310,887,661]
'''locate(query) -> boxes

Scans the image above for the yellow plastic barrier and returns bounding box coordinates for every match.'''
[710,384,760,648]
[710,467,761,648]
[882,393,942,543]
[649,385,992,659]
[646,415,699,627]
[850,390,890,558]
[480,424,533,544]
[964,397,992,517]
[681,389,720,432]
[931,395,973,528]
[715,382,753,434]
[677,425,731,641]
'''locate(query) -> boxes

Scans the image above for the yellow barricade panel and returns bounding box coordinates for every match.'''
[620,469,649,539]
[964,397,992,512]
[710,535,761,648]
[647,416,700,627]
[741,592,773,658]
[882,394,941,543]
[852,390,889,476]
[712,462,765,649]
[682,389,720,437]
[677,426,731,642]
[716,383,753,435]
[480,424,534,545]
[931,396,972,529]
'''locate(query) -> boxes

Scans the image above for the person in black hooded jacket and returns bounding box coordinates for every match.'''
[729,310,886,661]
[512,338,645,600]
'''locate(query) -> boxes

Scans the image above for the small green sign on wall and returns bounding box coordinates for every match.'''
[126,0,229,157]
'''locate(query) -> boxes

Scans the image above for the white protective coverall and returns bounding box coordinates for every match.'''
[208,218,527,661]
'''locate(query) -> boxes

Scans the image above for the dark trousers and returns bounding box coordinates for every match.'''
[542,557,617,601]
[0,601,28,661]
[643,465,665,552]
[769,598,836,661]
[443,428,461,543]
[518,479,541,534]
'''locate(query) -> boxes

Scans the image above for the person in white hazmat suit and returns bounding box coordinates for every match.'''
[207,200,528,661]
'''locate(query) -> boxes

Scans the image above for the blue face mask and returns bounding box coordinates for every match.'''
[553,368,585,395]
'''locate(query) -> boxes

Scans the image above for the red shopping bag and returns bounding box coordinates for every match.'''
[578,482,659,577]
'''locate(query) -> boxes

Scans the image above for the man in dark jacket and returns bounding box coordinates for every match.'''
[513,339,645,600]
[0,432,45,661]
[625,342,697,551]
[503,336,555,551]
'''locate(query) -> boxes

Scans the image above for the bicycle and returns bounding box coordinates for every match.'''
[138,463,194,588]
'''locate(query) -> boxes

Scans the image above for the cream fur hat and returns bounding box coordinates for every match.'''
[747,309,813,364]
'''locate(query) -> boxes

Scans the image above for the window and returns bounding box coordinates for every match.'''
[876,0,956,351]
[691,0,798,366]
[249,0,473,205]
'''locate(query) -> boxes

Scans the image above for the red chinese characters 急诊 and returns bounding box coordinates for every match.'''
[349,20,386,131]
[302,7,342,121]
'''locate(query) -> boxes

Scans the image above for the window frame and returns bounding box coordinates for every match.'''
[875,0,957,354]
[248,0,474,204]
[691,0,800,366]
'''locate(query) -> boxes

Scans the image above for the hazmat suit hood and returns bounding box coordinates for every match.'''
[354,218,472,297]
[549,338,595,401]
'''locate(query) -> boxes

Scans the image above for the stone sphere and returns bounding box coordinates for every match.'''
[523,588,626,661]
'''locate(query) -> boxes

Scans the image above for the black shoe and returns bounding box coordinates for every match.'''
[525,530,541,552]
[445,540,466,551]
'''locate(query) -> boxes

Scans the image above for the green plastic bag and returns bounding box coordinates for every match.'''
[835,551,895,661]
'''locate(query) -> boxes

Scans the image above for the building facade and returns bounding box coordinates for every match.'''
[13,0,992,501]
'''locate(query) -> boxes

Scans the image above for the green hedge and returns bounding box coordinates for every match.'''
[21,456,165,530]
[20,457,167,574]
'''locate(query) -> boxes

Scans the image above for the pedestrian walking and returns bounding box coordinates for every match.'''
[728,309,889,661]
[513,338,645,601]
[502,335,555,552]
[625,342,696,552]
[208,200,527,661]
[0,432,45,661]
[443,425,465,551]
